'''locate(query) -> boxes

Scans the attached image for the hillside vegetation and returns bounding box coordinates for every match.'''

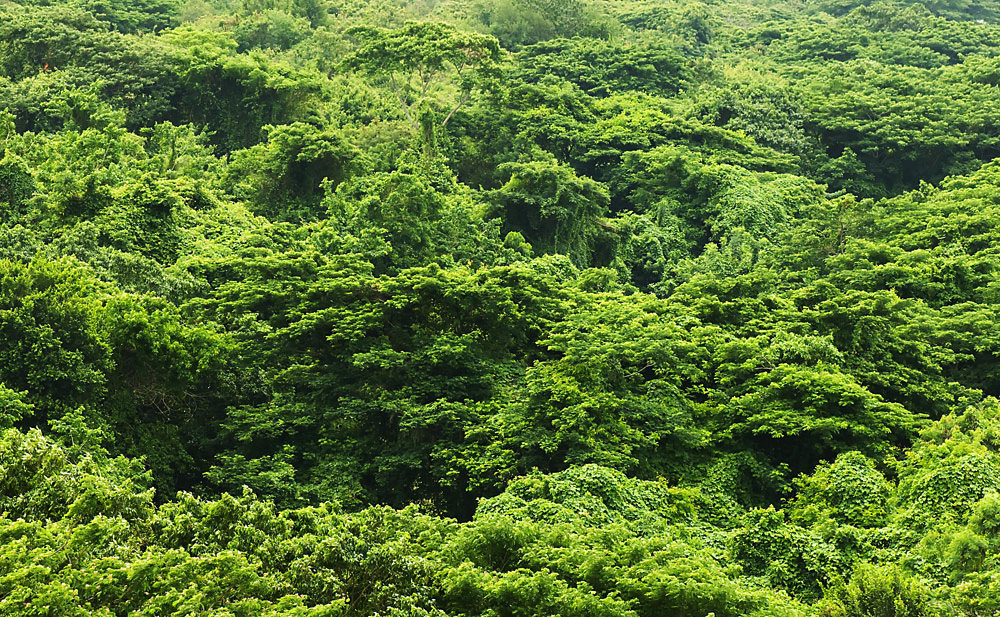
[3,0,1000,614]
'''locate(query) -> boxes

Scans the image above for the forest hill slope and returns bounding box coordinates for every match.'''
[3,0,1000,614]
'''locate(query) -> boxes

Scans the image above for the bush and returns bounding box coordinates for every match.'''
[820,563,940,617]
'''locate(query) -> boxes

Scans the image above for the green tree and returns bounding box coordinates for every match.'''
[474,0,614,49]
[820,563,938,617]
[514,37,691,98]
[226,122,360,220]
[488,156,610,266]
[343,21,502,130]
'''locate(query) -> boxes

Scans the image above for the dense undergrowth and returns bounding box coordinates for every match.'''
[3,0,1000,614]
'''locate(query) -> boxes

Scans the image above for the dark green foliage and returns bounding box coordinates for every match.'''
[488,156,609,265]
[0,155,36,217]
[0,259,112,424]
[227,122,360,219]
[155,27,328,151]
[515,37,691,98]
[4,0,1000,613]
[688,75,813,156]
[75,0,181,32]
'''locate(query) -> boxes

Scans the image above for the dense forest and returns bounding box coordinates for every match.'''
[4,0,1000,614]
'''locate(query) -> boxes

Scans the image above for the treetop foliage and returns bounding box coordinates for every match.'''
[3,0,1000,614]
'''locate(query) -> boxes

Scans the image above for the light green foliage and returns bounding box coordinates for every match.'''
[240,0,332,28]
[0,426,152,524]
[0,259,112,423]
[788,452,893,528]
[154,27,328,150]
[473,0,614,49]
[227,122,360,219]
[342,21,502,130]
[820,563,939,617]
[894,401,1000,530]
[0,386,31,429]
[0,429,805,617]
[233,9,314,51]
[809,0,1000,21]
[731,506,846,599]
[476,464,724,527]
[489,156,610,265]
[611,0,718,52]
[4,0,1000,613]
[474,291,712,481]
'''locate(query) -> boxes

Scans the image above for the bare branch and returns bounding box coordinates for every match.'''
[389,73,419,129]
[441,91,472,126]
